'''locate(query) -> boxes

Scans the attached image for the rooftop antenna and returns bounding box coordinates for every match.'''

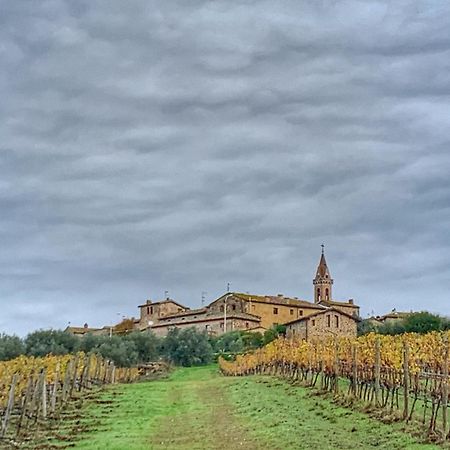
[201,291,207,307]
[321,243,325,255]
[164,290,169,299]
[227,282,231,293]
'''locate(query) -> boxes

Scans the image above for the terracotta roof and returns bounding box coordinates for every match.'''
[65,326,101,334]
[163,308,208,319]
[284,307,360,326]
[319,300,359,309]
[214,292,327,309]
[138,299,189,310]
[379,311,411,321]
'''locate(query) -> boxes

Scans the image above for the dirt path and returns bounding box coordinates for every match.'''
[150,370,267,449]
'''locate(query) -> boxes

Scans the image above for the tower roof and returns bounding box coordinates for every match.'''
[315,246,331,279]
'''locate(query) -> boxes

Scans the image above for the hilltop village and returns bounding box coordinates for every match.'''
[68,249,369,341]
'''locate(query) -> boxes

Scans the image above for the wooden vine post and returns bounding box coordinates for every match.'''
[442,336,449,438]
[333,340,339,394]
[0,374,17,438]
[374,338,381,406]
[352,344,358,397]
[402,342,410,420]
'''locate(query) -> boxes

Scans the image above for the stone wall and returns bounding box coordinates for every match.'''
[286,310,357,341]
[246,301,323,329]
[150,316,259,337]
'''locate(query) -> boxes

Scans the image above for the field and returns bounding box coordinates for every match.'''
[44,365,440,449]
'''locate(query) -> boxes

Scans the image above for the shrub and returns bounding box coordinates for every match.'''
[161,327,213,367]
[25,329,79,357]
[0,334,25,361]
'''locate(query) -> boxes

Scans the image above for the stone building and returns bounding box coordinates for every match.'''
[138,298,189,328]
[285,307,358,340]
[137,248,360,338]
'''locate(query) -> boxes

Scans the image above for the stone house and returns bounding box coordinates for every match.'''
[138,298,189,328]
[377,310,411,324]
[285,307,358,341]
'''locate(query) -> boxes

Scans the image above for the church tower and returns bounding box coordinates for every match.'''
[313,245,333,303]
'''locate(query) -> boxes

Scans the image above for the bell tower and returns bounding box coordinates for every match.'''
[313,245,333,303]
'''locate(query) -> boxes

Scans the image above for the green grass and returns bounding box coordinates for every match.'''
[44,365,440,449]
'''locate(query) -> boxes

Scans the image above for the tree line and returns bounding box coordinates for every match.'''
[0,325,286,367]
[358,311,450,336]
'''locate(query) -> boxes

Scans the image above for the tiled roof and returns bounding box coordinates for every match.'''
[163,308,208,319]
[65,326,100,334]
[320,300,359,308]
[232,293,326,309]
[284,307,360,326]
[138,299,189,310]
[379,311,411,320]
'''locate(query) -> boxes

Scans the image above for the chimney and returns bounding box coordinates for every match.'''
[348,299,354,305]
[83,323,88,329]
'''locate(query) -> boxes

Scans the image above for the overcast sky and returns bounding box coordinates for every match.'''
[1,1,450,335]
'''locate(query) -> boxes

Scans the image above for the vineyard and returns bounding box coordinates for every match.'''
[219,332,450,441]
[0,352,139,448]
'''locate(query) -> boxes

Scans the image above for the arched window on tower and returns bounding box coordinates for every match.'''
[317,288,321,301]
[325,288,329,301]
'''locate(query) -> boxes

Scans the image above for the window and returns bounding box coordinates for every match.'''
[205,324,210,330]
[147,306,150,314]
[273,307,278,315]
[220,305,224,312]
[245,322,249,328]
[312,320,316,326]
[290,309,294,315]
[299,310,303,317]
[317,288,321,300]
[232,305,236,311]
[325,288,329,300]
[335,315,339,328]
[220,322,224,329]
[327,315,331,327]
[292,329,296,335]
[252,304,256,311]
[150,306,153,315]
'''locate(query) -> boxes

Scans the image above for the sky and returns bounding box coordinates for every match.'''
[1,1,450,335]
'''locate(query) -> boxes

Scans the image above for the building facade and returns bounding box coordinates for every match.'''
[137,248,360,339]
[285,307,358,340]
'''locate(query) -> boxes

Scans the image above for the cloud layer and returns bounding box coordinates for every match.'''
[1,1,450,334]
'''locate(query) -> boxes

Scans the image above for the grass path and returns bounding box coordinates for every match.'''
[53,365,440,450]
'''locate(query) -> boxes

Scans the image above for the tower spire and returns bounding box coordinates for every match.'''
[313,245,333,303]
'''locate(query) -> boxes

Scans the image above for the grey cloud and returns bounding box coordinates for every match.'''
[1,0,450,335]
